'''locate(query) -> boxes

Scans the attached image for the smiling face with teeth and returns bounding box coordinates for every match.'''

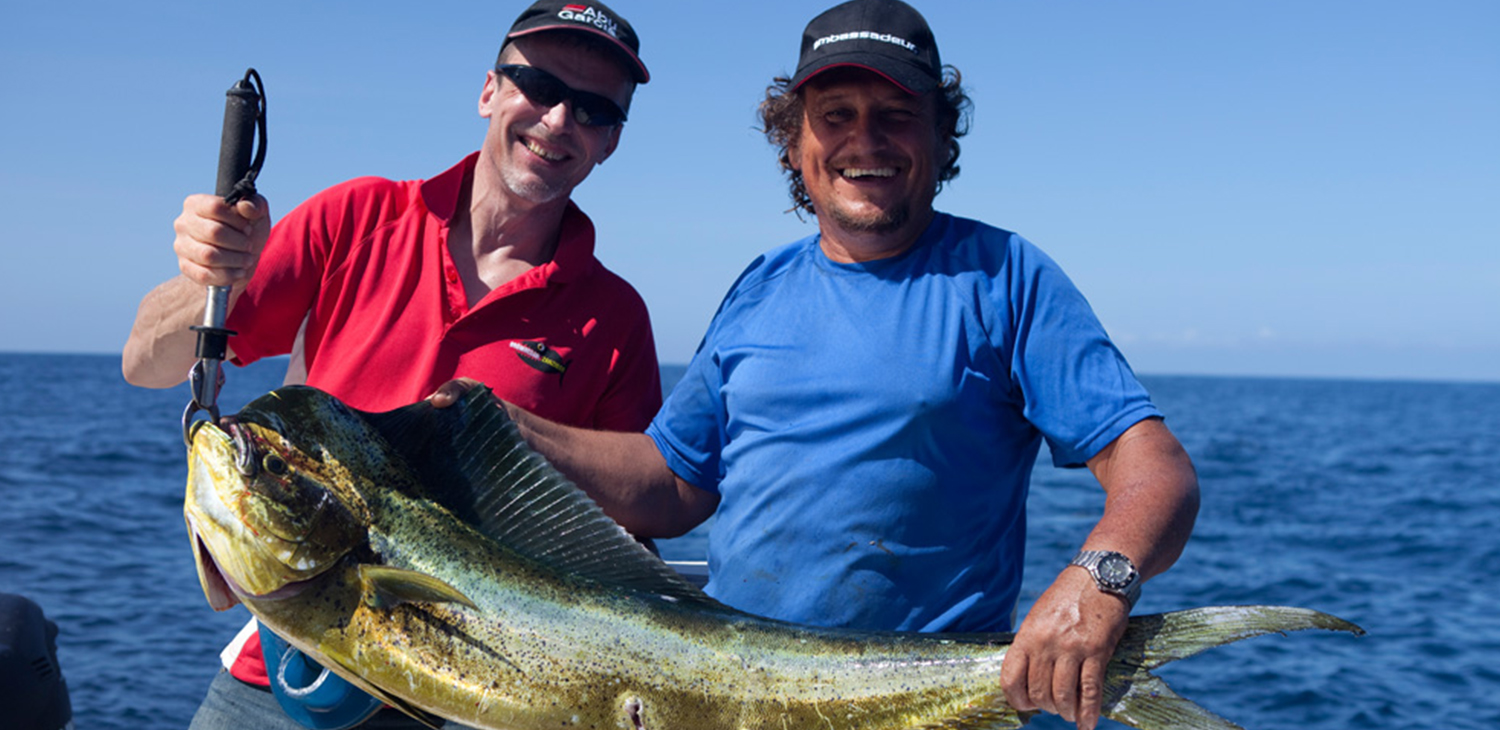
[793,67,946,262]
[479,34,633,207]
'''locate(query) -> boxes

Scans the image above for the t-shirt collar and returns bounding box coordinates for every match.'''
[814,211,949,274]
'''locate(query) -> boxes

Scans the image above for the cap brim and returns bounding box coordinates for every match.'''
[507,25,650,83]
[791,54,937,95]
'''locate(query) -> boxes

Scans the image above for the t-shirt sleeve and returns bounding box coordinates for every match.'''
[645,258,766,493]
[1001,237,1161,467]
[647,340,728,492]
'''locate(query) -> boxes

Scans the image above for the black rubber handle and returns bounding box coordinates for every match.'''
[216,77,260,199]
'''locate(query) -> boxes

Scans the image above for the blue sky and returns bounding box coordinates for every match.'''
[2,1,1496,382]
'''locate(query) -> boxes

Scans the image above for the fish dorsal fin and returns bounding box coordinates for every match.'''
[359,386,720,606]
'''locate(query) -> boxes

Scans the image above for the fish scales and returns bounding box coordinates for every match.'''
[365,489,1009,728]
[184,385,1362,730]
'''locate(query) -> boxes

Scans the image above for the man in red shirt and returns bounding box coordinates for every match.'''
[122,2,660,728]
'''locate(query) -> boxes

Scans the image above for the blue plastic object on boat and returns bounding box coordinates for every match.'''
[259,626,384,729]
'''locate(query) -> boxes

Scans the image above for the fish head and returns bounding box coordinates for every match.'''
[185,386,376,611]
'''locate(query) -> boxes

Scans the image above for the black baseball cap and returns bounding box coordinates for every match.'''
[789,0,941,94]
[501,1,649,83]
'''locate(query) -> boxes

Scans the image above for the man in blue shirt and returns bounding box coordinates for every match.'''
[437,2,1199,728]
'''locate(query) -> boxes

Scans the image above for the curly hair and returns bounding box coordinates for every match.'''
[758,67,972,216]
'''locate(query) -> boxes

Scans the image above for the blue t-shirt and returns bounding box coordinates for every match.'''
[647,213,1160,633]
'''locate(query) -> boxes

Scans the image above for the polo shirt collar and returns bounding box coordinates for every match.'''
[420,152,598,285]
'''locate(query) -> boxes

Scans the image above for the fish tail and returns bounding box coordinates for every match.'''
[1101,605,1364,730]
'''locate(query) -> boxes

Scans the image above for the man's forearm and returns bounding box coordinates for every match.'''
[1000,418,1199,728]
[503,403,718,539]
[121,276,235,389]
[1083,418,1200,579]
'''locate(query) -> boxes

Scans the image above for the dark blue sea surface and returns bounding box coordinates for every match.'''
[2,353,1497,729]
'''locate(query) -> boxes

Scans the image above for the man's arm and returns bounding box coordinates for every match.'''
[430,380,719,540]
[122,275,228,388]
[121,194,270,388]
[1000,417,1200,730]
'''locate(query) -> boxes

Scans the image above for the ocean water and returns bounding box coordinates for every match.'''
[2,352,1497,730]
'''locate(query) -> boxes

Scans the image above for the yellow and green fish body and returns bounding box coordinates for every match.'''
[185,385,1361,730]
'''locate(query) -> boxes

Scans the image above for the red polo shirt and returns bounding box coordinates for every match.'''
[222,152,661,684]
[227,151,660,427]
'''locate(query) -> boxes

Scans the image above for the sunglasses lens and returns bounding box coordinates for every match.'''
[498,65,626,127]
[503,66,565,106]
[572,96,625,127]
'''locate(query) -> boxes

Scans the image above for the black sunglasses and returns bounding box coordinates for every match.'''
[494,64,628,127]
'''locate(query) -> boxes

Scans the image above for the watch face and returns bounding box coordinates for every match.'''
[1097,554,1136,589]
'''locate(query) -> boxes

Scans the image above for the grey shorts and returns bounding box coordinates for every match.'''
[188,670,475,730]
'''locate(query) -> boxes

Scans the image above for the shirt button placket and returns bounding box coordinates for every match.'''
[443,266,465,325]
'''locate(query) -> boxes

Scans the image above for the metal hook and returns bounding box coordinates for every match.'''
[182,400,220,447]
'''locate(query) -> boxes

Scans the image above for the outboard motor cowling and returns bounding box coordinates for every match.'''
[0,593,73,730]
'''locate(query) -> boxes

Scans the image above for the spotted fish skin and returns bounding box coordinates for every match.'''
[184,385,1363,730]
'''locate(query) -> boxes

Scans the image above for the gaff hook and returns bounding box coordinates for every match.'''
[184,68,267,444]
[182,364,224,446]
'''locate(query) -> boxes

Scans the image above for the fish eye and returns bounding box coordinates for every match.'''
[263,454,289,476]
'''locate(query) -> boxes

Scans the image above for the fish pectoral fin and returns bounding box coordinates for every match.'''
[358,564,478,610]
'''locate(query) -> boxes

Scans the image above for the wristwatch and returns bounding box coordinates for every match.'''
[1069,550,1141,608]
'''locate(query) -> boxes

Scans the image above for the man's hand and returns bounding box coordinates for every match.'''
[428,377,484,409]
[427,378,717,539]
[174,193,271,289]
[1000,567,1130,730]
[121,193,273,388]
[1001,417,1198,728]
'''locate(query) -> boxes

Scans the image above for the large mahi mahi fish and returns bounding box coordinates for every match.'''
[184,385,1361,730]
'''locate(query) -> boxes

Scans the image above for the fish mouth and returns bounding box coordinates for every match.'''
[190,522,324,610]
[190,522,242,611]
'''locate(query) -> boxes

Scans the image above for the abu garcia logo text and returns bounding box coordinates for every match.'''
[559,5,619,39]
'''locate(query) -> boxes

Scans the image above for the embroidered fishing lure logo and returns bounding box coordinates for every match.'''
[510,340,570,378]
